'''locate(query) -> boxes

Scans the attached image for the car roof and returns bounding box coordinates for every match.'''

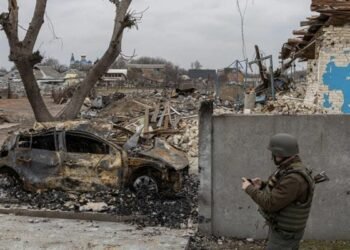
[18,129,108,143]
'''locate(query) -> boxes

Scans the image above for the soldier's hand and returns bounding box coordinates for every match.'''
[252,178,262,189]
[241,177,252,190]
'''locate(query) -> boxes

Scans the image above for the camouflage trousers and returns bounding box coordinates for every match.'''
[266,227,305,250]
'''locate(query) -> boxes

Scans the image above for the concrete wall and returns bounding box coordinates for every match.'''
[199,110,350,240]
[304,24,350,113]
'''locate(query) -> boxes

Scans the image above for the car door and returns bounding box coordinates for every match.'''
[29,131,61,186]
[14,134,32,176]
[13,131,61,188]
[61,131,122,190]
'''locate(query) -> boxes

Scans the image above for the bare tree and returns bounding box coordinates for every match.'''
[0,0,136,121]
[39,57,68,73]
[191,60,202,70]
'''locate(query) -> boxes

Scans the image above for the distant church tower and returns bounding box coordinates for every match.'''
[70,53,75,67]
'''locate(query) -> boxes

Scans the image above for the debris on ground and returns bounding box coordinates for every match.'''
[78,89,204,171]
[214,83,328,115]
[90,92,126,109]
[51,86,76,104]
[0,114,10,125]
[253,96,328,115]
[0,174,199,229]
[79,202,109,212]
[188,232,266,250]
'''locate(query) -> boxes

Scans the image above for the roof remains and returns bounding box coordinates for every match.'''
[281,0,350,62]
[127,64,165,69]
[312,0,350,15]
[33,66,63,80]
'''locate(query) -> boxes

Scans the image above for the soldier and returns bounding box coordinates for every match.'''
[242,133,315,250]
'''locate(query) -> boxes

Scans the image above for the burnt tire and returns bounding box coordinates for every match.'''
[132,175,159,193]
[0,169,21,188]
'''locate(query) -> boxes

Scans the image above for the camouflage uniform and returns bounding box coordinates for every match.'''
[245,156,315,250]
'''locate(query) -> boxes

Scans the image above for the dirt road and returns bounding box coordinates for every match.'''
[0,214,190,250]
[0,97,64,123]
[0,97,65,144]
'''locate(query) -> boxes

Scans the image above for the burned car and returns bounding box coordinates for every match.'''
[0,126,189,193]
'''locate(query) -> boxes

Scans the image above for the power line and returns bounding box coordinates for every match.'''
[235,0,248,60]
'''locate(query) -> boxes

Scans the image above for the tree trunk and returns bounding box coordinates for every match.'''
[1,0,133,122]
[16,60,54,121]
[59,0,132,120]
[59,47,121,120]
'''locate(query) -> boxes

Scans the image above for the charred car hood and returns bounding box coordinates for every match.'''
[139,139,189,170]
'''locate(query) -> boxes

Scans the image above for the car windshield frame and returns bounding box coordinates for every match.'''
[64,130,112,155]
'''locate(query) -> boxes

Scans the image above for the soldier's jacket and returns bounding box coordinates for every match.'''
[245,156,308,213]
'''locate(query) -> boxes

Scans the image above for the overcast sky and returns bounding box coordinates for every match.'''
[0,0,313,70]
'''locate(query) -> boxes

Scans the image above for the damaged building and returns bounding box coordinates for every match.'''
[127,64,166,85]
[217,68,245,103]
[99,69,128,87]
[281,0,350,113]
[0,66,65,98]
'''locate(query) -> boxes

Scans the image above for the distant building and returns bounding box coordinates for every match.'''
[218,68,245,85]
[127,64,166,83]
[33,65,64,85]
[188,69,217,81]
[0,66,64,98]
[63,69,87,87]
[70,53,92,70]
[0,69,26,98]
[100,69,127,86]
[0,74,9,99]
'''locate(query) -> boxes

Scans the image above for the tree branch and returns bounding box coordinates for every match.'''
[111,0,132,40]
[1,0,19,45]
[23,0,47,51]
[8,0,19,43]
[59,0,136,120]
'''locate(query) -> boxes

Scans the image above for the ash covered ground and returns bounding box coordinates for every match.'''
[0,174,199,229]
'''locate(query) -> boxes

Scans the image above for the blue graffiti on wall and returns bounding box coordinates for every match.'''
[323,60,350,113]
[323,93,332,108]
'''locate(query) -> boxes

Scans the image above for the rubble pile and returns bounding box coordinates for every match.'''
[0,112,10,125]
[0,174,199,229]
[253,98,327,115]
[82,90,205,169]
[213,83,328,115]
[253,89,327,114]
[168,119,198,157]
[288,83,307,99]
[251,82,330,114]
[51,86,76,104]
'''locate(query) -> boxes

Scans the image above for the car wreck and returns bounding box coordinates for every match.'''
[0,122,189,193]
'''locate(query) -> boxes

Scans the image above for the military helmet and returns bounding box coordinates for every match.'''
[268,133,299,157]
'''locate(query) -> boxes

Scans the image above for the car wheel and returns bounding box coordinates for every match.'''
[133,175,159,193]
[0,172,20,188]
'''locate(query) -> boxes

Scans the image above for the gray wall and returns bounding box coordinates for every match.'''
[199,111,350,240]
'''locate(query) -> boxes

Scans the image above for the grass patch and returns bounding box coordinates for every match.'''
[301,240,350,250]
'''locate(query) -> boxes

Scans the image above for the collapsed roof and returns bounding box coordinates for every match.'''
[281,0,350,62]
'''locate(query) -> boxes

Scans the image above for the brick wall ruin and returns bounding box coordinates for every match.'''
[304,24,350,113]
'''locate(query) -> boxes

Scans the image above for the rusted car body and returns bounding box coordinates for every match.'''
[0,127,189,192]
